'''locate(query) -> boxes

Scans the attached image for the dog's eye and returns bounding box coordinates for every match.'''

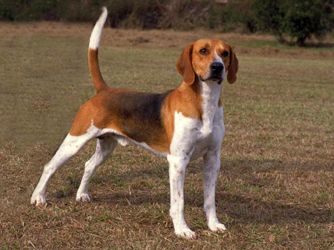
[199,48,208,55]
[221,50,229,57]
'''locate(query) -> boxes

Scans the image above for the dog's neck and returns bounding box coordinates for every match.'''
[199,79,222,135]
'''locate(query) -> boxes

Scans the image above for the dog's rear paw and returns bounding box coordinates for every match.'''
[76,192,91,202]
[30,193,47,207]
[208,222,226,232]
[175,227,196,239]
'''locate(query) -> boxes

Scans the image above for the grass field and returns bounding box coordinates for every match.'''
[0,22,333,249]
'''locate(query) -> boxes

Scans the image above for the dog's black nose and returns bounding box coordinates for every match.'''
[211,62,224,73]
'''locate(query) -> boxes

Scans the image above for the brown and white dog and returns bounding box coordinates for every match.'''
[31,7,238,239]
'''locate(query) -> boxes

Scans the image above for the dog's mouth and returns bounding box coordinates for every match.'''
[209,75,223,81]
[200,74,224,84]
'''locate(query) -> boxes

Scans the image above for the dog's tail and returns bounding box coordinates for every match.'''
[88,7,108,92]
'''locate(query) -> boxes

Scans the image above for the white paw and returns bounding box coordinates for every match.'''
[76,192,91,202]
[208,222,226,232]
[175,226,196,239]
[31,193,47,207]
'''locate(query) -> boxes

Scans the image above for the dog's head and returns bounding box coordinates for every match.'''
[176,39,238,85]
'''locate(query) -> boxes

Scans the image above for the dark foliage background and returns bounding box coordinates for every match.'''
[0,0,333,45]
[253,0,334,45]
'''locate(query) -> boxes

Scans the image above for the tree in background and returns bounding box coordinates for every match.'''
[282,0,333,46]
[0,0,332,46]
[253,0,284,40]
[253,0,333,46]
[218,0,257,33]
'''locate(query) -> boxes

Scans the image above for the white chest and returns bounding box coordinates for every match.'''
[171,106,225,161]
[192,106,225,160]
[170,81,225,160]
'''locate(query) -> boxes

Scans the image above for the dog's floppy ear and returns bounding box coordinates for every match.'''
[227,48,239,84]
[176,44,195,85]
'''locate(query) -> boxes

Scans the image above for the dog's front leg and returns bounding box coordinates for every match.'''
[167,154,196,239]
[203,149,226,232]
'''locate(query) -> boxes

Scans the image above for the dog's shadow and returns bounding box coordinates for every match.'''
[87,158,333,225]
[218,193,333,225]
[92,191,333,225]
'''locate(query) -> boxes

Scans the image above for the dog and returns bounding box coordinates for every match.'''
[31,7,238,239]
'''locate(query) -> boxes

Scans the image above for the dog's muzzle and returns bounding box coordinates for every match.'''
[205,62,224,83]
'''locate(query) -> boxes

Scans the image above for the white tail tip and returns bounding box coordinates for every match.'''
[89,7,108,50]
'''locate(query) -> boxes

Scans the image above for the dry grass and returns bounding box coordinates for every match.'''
[0,22,333,249]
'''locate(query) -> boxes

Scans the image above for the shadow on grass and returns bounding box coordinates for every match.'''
[93,190,333,224]
[277,38,334,48]
[220,193,334,225]
[92,190,333,225]
[52,157,333,225]
[303,42,334,48]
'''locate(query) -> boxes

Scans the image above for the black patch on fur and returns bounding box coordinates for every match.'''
[107,90,171,143]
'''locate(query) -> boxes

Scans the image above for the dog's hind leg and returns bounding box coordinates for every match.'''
[76,136,117,202]
[31,128,99,206]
